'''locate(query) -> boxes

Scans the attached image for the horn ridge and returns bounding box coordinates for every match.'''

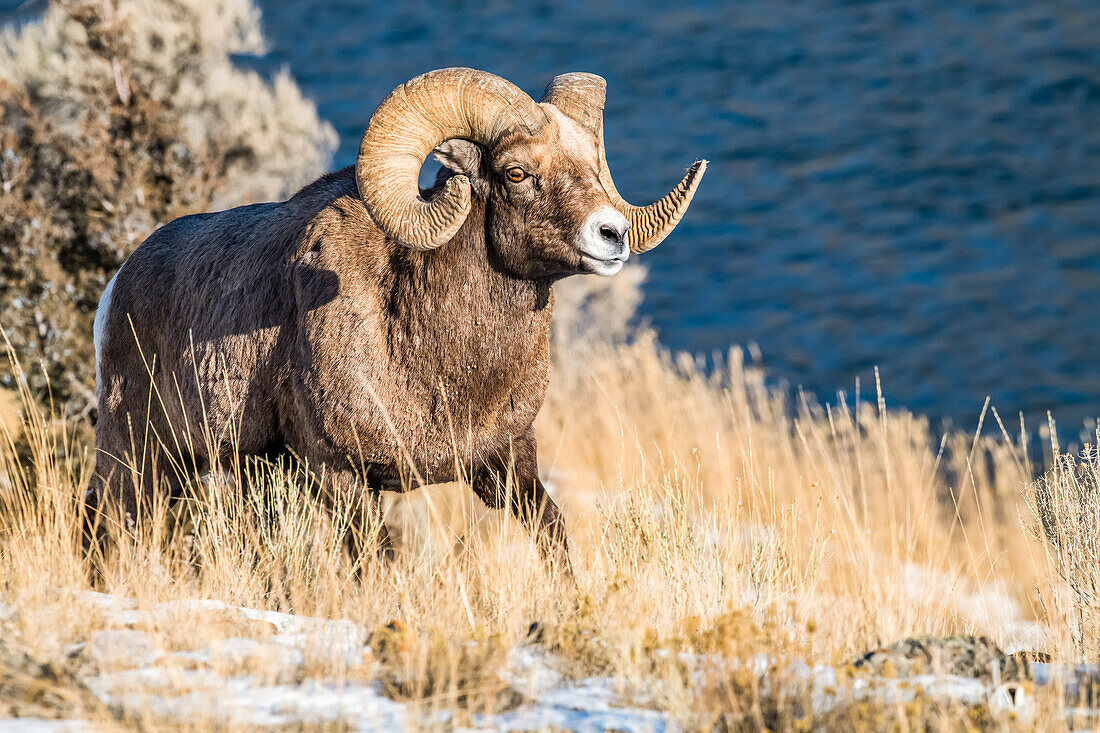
[356,68,543,250]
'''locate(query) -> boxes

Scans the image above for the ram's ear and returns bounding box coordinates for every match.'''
[432,139,482,178]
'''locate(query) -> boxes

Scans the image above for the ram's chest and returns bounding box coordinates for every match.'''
[434,326,551,428]
[390,304,552,440]
[293,287,552,472]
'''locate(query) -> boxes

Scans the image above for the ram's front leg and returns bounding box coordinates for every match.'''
[471,428,573,579]
[316,467,393,567]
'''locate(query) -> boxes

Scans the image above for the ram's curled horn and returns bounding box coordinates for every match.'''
[541,72,707,253]
[539,72,607,138]
[357,68,545,250]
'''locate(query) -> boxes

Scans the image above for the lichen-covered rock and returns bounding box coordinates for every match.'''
[853,635,1048,682]
[0,637,108,720]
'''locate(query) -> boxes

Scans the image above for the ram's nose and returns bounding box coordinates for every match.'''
[598,221,628,250]
[577,206,631,264]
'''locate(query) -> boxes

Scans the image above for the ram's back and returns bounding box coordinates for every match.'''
[96,199,302,454]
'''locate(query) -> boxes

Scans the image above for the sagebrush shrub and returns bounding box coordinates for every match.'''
[0,0,336,422]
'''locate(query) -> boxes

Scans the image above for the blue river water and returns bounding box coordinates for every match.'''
[5,0,1100,432]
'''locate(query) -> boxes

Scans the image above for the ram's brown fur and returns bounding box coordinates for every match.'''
[89,122,605,570]
[88,71,703,571]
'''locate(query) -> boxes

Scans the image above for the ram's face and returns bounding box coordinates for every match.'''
[488,107,631,279]
[434,108,629,280]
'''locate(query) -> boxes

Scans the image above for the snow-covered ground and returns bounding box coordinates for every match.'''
[3,590,1080,731]
[5,591,678,732]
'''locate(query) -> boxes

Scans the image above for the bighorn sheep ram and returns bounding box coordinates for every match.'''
[89,68,705,570]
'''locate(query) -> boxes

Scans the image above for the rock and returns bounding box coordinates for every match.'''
[204,637,305,679]
[149,600,280,641]
[0,718,94,732]
[853,635,1031,682]
[81,630,159,672]
[0,639,107,720]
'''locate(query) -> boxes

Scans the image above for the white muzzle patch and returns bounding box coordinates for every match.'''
[575,205,630,276]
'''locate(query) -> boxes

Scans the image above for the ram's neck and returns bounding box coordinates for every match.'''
[385,197,554,384]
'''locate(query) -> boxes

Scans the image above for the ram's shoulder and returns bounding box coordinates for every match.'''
[292,169,389,266]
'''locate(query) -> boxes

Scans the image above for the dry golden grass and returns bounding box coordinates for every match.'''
[3,1,1092,729]
[0,332,1093,729]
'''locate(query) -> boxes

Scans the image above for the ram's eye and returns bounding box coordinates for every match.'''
[505,167,528,183]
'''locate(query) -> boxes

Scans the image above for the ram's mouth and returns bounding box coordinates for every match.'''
[578,253,627,276]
